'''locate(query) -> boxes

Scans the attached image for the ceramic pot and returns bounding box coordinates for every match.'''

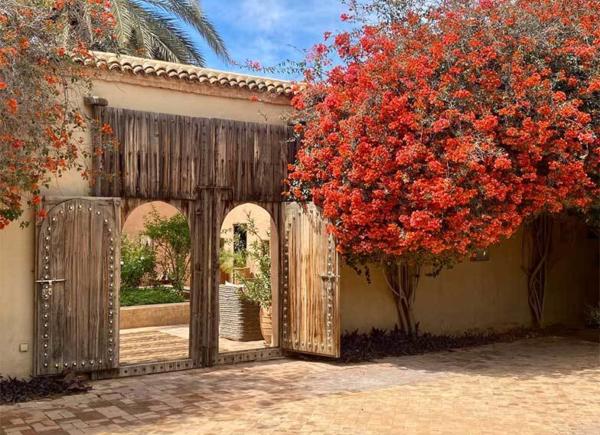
[259,306,272,345]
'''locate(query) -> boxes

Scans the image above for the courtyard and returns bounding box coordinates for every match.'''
[1,336,598,434]
[0,2,599,435]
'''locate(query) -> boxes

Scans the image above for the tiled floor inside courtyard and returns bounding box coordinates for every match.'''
[1,336,599,434]
[119,325,268,364]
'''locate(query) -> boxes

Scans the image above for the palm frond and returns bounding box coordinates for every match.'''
[111,0,133,47]
[139,0,229,60]
[106,0,228,66]
[120,0,207,65]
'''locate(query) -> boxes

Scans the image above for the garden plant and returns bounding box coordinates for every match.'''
[288,0,600,331]
[0,0,114,229]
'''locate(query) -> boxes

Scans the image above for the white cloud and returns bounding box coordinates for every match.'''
[201,0,350,77]
[245,35,281,66]
[240,0,287,31]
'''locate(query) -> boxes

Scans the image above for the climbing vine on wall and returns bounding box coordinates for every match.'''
[0,0,114,228]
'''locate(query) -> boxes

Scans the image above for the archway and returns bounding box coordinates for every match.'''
[218,203,279,354]
[119,201,192,365]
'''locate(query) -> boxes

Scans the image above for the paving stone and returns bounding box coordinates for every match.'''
[1,337,598,434]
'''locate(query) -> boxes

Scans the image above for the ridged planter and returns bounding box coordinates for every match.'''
[219,284,263,341]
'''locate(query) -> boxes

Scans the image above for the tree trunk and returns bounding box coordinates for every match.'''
[383,261,420,336]
[522,215,552,328]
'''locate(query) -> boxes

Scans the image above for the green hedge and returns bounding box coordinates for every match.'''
[120,287,186,307]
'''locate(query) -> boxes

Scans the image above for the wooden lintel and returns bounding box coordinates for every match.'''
[195,185,234,191]
[84,96,109,107]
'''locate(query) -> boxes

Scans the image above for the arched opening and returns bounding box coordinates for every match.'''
[218,203,279,353]
[119,201,192,365]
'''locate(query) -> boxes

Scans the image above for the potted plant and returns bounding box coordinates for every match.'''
[241,271,272,345]
[237,215,273,344]
[218,247,247,283]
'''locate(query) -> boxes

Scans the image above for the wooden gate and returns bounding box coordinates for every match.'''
[282,203,340,358]
[86,105,343,370]
[92,106,300,368]
[34,197,121,375]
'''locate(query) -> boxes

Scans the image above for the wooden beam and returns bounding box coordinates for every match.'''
[84,96,109,107]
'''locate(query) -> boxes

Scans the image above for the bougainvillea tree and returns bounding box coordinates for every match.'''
[288,0,600,330]
[0,0,114,228]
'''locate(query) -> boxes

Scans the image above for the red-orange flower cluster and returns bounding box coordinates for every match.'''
[0,0,114,228]
[288,0,600,264]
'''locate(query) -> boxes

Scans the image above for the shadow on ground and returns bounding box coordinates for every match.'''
[1,336,598,434]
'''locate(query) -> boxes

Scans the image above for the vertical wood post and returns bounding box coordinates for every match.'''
[84,96,109,197]
[191,188,230,367]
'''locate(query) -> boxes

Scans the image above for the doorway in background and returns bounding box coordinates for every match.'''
[119,201,191,365]
[218,203,279,355]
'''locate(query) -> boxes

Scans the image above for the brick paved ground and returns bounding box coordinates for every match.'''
[1,336,598,434]
[120,325,266,364]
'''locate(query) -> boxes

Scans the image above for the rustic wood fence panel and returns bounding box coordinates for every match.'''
[35,197,121,375]
[97,109,212,200]
[213,120,292,202]
[95,108,296,203]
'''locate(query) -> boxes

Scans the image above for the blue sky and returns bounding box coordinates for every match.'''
[198,0,349,79]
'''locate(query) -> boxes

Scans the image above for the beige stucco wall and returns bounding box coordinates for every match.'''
[120,303,190,330]
[341,223,599,335]
[0,211,35,377]
[0,73,290,378]
[544,221,599,325]
[123,201,181,239]
[91,75,290,125]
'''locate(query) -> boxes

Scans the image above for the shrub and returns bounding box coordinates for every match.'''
[143,209,191,291]
[0,0,113,228]
[288,0,599,265]
[0,373,90,404]
[340,327,538,363]
[120,236,156,289]
[219,249,247,277]
[231,214,272,309]
[120,286,186,307]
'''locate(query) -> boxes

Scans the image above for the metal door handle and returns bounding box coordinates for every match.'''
[36,279,66,285]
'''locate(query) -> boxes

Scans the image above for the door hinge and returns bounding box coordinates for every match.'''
[320,273,339,281]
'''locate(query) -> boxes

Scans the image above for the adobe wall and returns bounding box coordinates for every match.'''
[122,201,181,239]
[341,222,599,335]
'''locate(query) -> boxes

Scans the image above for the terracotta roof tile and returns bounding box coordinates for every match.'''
[86,52,294,96]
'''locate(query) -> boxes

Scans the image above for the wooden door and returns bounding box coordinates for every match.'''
[34,197,121,375]
[282,203,340,358]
